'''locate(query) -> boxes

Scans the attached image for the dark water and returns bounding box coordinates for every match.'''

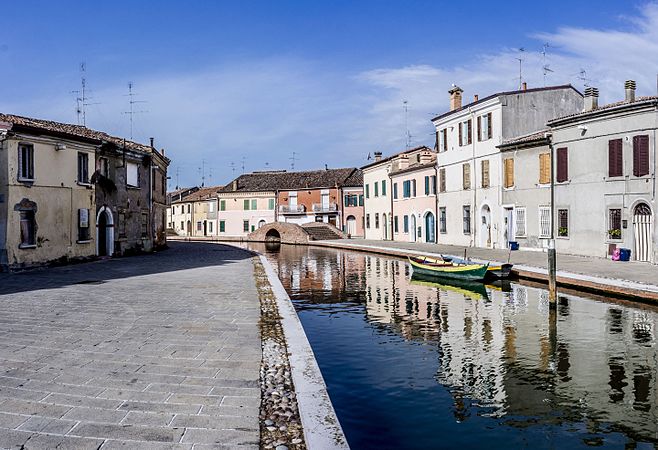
[250,243,658,449]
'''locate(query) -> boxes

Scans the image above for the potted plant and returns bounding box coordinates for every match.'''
[608,228,622,239]
[558,227,568,237]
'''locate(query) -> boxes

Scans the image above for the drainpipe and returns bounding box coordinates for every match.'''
[434,162,439,243]
[470,106,477,247]
[388,170,394,241]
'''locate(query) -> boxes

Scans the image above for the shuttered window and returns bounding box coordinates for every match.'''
[459,120,472,146]
[462,163,471,190]
[481,159,490,188]
[243,199,250,210]
[539,206,551,238]
[424,176,430,195]
[441,129,448,152]
[477,116,482,142]
[463,205,471,234]
[393,183,398,199]
[608,139,623,177]
[633,135,649,177]
[403,215,409,233]
[556,147,568,182]
[486,112,492,139]
[439,168,446,192]
[504,158,514,188]
[439,207,447,233]
[515,207,526,238]
[539,153,551,184]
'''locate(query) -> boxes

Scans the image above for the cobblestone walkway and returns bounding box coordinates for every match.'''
[0,242,260,449]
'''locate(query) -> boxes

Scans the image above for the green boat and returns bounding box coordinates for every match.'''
[408,255,489,281]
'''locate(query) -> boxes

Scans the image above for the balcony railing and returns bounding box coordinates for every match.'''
[312,203,337,213]
[278,204,306,214]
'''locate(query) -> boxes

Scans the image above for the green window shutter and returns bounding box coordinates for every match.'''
[243,199,250,210]
[382,180,386,196]
[251,199,257,210]
[374,182,378,197]
[425,176,429,195]
[359,194,364,206]
[220,200,226,211]
[268,198,275,210]
[366,184,369,198]
[219,221,225,232]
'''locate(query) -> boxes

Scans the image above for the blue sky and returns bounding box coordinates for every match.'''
[1,1,656,188]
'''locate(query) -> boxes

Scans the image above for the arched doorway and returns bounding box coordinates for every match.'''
[258,220,266,228]
[346,215,356,236]
[424,212,435,243]
[186,220,191,236]
[410,215,417,242]
[96,206,114,257]
[480,205,491,247]
[382,213,388,240]
[633,203,652,262]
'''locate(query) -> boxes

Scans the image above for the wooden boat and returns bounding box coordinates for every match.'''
[408,256,489,281]
[410,273,489,300]
[441,255,513,279]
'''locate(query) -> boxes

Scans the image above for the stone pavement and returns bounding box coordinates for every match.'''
[0,242,261,449]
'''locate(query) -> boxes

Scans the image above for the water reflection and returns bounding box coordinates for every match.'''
[251,243,658,448]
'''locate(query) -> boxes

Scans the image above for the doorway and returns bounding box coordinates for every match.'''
[424,212,435,243]
[481,205,491,248]
[96,206,114,257]
[504,207,513,248]
[633,203,652,262]
[410,215,417,242]
[346,215,356,235]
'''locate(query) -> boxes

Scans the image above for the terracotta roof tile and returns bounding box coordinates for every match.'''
[219,168,362,193]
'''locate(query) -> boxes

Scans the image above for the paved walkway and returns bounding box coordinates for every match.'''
[312,238,658,299]
[0,242,260,449]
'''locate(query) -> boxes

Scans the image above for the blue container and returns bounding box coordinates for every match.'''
[619,248,631,261]
[509,241,519,251]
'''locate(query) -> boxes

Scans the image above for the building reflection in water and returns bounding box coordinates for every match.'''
[254,244,658,444]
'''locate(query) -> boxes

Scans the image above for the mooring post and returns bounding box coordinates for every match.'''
[548,137,557,308]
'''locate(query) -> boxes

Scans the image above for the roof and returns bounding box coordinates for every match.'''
[177,186,223,202]
[0,113,168,162]
[341,168,363,187]
[431,84,582,122]
[361,145,432,170]
[548,96,658,126]
[498,130,550,149]
[390,160,436,176]
[219,168,362,193]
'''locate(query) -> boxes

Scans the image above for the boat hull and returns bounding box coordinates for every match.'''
[442,255,513,279]
[408,257,489,281]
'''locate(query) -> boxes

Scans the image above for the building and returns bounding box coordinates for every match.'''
[431,84,583,249]
[0,113,169,270]
[546,81,658,262]
[166,187,199,230]
[341,169,365,237]
[390,148,437,243]
[362,146,432,240]
[217,172,278,237]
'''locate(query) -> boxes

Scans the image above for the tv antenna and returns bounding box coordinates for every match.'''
[230,162,236,175]
[576,68,591,88]
[123,82,148,140]
[516,48,525,90]
[403,100,412,149]
[198,160,207,187]
[71,62,97,126]
[174,167,180,190]
[541,43,554,86]
[290,151,298,170]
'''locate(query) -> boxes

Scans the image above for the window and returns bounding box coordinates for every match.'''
[539,153,551,184]
[481,160,490,188]
[633,135,649,177]
[504,158,514,188]
[365,184,370,199]
[78,208,90,241]
[99,157,109,177]
[197,221,202,231]
[515,207,526,238]
[251,199,257,210]
[382,180,387,196]
[403,215,409,233]
[243,199,250,210]
[439,207,447,233]
[556,147,568,182]
[375,213,379,229]
[412,179,417,197]
[141,213,148,237]
[477,112,492,141]
[180,221,184,230]
[220,200,226,211]
[394,216,399,233]
[208,201,215,213]
[19,210,36,247]
[358,194,364,206]
[243,220,250,232]
[77,152,89,183]
[459,120,472,146]
[268,198,275,210]
[424,176,430,195]
[438,128,448,152]
[462,206,471,234]
[187,204,190,213]
[403,180,411,198]
[219,220,225,232]
[539,206,551,238]
[18,144,34,181]
[558,209,569,237]
[374,182,379,197]
[608,208,622,240]
[439,168,446,193]
[366,214,370,228]
[431,175,437,194]
[462,163,471,190]
[127,162,139,187]
[208,222,213,233]
[607,139,623,178]
[393,183,398,199]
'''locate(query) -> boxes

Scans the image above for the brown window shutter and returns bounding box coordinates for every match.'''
[459,123,463,146]
[481,160,489,188]
[487,112,492,139]
[434,131,439,151]
[556,147,568,182]
[442,129,447,151]
[477,116,482,142]
[608,139,622,177]
[463,163,471,189]
[633,135,649,176]
[440,168,446,192]
[539,153,549,184]
[467,120,472,145]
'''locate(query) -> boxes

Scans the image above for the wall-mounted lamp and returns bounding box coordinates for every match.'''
[55,143,67,151]
[577,125,588,132]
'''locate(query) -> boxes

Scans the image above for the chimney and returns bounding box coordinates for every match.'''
[521,82,527,91]
[374,151,383,162]
[231,179,238,191]
[160,148,165,157]
[150,137,154,148]
[397,154,409,170]
[449,85,463,111]
[625,80,636,102]
[583,87,599,112]
[419,150,434,164]
[474,94,479,102]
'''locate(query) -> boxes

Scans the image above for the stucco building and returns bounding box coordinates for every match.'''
[168,186,221,237]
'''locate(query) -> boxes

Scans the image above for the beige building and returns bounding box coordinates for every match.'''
[217,174,277,237]
[168,186,221,237]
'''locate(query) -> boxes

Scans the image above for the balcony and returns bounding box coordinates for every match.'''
[312,203,337,213]
[279,204,306,214]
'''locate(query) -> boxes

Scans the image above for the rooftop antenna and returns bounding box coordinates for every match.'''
[241,156,246,174]
[123,82,148,140]
[576,68,591,88]
[403,100,412,149]
[230,161,236,175]
[516,48,525,90]
[198,159,207,187]
[541,43,553,87]
[175,167,180,190]
[290,151,298,170]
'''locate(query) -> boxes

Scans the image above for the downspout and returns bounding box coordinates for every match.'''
[470,106,477,247]
[434,162,439,243]
[388,170,394,241]
[339,186,345,233]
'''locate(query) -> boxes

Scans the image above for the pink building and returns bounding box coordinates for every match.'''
[390,149,438,243]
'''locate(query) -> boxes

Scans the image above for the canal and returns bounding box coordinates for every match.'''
[250,243,658,449]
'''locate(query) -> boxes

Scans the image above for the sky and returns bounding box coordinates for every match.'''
[2,1,658,189]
